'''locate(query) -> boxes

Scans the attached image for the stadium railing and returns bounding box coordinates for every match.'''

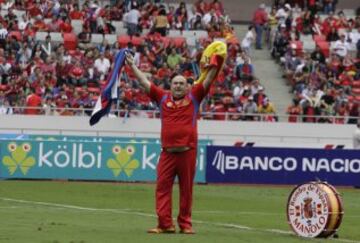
[3,106,359,124]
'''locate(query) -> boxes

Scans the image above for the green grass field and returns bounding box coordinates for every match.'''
[0,180,359,243]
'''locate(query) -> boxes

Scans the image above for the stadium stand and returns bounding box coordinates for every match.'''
[267,1,360,123]
[0,0,276,122]
[1,0,357,123]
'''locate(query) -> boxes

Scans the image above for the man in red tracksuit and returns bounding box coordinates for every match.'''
[125,53,219,234]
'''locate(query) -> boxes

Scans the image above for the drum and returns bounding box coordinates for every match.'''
[287,181,344,238]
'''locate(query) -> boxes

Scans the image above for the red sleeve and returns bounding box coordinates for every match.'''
[149,83,166,103]
[191,83,207,103]
[209,55,224,68]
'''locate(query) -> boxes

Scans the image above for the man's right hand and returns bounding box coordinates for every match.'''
[125,52,134,66]
[124,51,151,93]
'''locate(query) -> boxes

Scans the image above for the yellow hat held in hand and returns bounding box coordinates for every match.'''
[195,41,227,85]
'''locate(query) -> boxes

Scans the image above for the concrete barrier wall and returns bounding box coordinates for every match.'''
[0,115,356,148]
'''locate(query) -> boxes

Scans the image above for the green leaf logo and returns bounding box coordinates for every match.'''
[107,145,139,177]
[2,142,36,175]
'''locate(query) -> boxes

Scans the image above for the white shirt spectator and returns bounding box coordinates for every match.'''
[0,100,13,115]
[18,15,29,31]
[235,54,252,65]
[126,9,140,25]
[41,41,52,57]
[1,0,14,10]
[347,31,360,45]
[0,26,8,39]
[94,56,111,78]
[275,8,288,25]
[333,39,350,57]
[202,10,217,26]
[241,30,254,49]
[0,61,11,75]
[233,84,244,100]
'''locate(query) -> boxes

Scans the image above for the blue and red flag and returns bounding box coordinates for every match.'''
[89,49,129,126]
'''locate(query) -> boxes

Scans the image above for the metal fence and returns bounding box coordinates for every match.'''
[1,106,359,124]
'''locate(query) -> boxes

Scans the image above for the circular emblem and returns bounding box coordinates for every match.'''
[287,182,343,238]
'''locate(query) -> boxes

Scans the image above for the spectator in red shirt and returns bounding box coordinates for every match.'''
[32,15,47,32]
[252,4,268,49]
[125,52,219,234]
[56,59,71,86]
[287,98,302,122]
[155,62,171,83]
[47,15,61,32]
[69,60,86,86]
[69,4,84,20]
[27,2,42,18]
[25,88,42,115]
[60,17,73,33]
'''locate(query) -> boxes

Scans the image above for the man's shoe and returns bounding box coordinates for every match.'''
[179,228,195,234]
[147,226,176,234]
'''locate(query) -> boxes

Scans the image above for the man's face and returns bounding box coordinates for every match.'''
[170,75,187,99]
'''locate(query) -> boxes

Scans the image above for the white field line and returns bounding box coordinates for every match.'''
[0,197,359,243]
[193,210,360,218]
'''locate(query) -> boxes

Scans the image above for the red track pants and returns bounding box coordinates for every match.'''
[156,148,197,230]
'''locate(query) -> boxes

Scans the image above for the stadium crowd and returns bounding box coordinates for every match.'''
[263,0,360,123]
[0,0,358,123]
[0,0,278,122]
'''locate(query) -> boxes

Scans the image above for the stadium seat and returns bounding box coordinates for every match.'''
[9,31,21,41]
[117,35,131,48]
[169,30,182,37]
[35,32,49,42]
[186,36,196,47]
[182,30,208,39]
[352,80,360,88]
[104,34,117,45]
[91,33,104,44]
[352,88,360,95]
[131,36,144,46]
[160,36,171,47]
[114,26,128,35]
[0,84,8,91]
[63,33,77,50]
[71,19,83,34]
[112,21,124,34]
[172,37,186,47]
[50,32,63,42]
[44,18,51,24]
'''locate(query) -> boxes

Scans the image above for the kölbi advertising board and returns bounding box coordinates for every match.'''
[206,146,360,186]
[0,139,208,183]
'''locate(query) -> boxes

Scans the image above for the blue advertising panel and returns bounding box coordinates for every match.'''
[0,140,207,183]
[206,146,360,186]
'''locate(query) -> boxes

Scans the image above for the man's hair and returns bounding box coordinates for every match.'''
[170,72,181,81]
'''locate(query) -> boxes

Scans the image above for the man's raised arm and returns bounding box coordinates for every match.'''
[125,52,151,93]
[202,66,219,91]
